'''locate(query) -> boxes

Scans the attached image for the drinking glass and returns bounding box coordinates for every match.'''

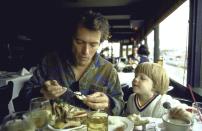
[29,97,51,131]
[87,110,108,131]
[192,102,202,131]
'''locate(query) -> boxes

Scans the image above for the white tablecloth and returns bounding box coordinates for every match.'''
[0,72,32,113]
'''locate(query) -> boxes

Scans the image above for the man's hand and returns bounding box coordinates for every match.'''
[85,92,109,110]
[169,106,192,122]
[40,80,67,99]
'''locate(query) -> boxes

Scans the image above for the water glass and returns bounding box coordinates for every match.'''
[29,97,51,131]
[192,102,202,131]
[87,111,108,131]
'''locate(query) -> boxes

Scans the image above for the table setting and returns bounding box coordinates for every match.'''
[0,98,165,131]
[0,96,134,131]
[1,91,202,131]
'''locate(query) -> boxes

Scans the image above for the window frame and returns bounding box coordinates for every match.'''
[187,0,202,89]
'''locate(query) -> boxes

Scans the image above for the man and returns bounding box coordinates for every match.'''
[15,11,124,115]
[137,45,150,64]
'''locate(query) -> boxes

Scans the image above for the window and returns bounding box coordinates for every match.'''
[127,45,133,55]
[122,45,127,58]
[159,1,189,85]
[98,40,120,59]
[147,31,154,62]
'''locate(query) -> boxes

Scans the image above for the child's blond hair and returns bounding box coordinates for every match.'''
[135,62,169,95]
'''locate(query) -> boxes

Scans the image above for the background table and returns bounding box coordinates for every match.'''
[0,72,32,113]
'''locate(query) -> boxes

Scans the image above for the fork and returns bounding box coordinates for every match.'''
[62,87,86,100]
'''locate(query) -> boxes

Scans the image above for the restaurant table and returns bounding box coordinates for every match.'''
[43,116,133,131]
[1,115,199,131]
[0,71,32,113]
[42,116,163,131]
[43,116,201,131]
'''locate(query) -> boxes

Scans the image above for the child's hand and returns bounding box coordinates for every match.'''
[169,106,192,122]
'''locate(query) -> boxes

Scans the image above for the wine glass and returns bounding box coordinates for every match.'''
[29,97,51,131]
[87,110,108,131]
[192,102,202,130]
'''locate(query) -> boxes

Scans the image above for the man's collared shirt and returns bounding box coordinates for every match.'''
[21,52,124,115]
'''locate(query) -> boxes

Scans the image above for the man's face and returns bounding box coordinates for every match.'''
[72,26,101,66]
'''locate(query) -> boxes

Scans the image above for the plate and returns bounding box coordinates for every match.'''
[47,124,85,131]
[141,117,163,131]
[108,116,134,131]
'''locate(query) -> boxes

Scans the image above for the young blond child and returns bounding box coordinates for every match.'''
[125,62,192,121]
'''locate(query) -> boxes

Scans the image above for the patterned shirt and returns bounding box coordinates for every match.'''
[18,52,124,115]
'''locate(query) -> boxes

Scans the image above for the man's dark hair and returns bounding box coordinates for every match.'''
[138,45,150,56]
[71,10,109,43]
[58,10,109,63]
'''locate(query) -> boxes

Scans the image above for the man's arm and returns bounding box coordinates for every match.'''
[13,58,48,111]
[106,68,125,115]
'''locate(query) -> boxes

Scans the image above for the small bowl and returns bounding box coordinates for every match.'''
[1,111,36,131]
[162,114,191,131]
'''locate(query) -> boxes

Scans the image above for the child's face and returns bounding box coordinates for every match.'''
[132,73,154,95]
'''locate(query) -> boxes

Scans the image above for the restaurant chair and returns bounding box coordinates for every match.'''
[0,81,13,124]
[121,84,133,101]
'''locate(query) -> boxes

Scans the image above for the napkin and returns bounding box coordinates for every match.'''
[19,68,30,76]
